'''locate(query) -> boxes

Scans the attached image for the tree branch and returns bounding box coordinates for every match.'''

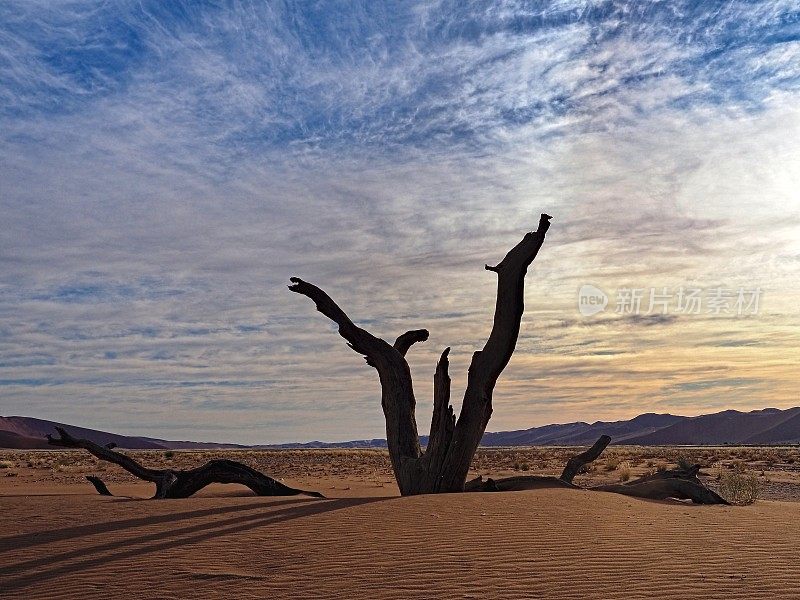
[48,428,324,499]
[425,347,454,463]
[48,427,164,483]
[393,329,429,356]
[465,435,729,504]
[560,435,611,483]
[86,475,113,496]
[472,213,552,387]
[465,474,579,492]
[288,277,388,361]
[437,214,552,491]
[167,459,325,499]
[290,277,424,492]
[591,479,729,505]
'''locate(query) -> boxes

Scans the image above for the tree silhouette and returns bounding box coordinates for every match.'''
[291,214,553,494]
[291,214,728,504]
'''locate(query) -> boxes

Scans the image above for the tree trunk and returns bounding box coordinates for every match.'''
[291,214,552,495]
[47,427,324,499]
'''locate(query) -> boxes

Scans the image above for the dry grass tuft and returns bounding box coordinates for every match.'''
[719,470,760,505]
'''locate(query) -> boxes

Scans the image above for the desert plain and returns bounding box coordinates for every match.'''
[2,445,800,599]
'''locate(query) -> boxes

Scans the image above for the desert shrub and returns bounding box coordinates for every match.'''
[719,470,760,505]
[0,460,13,469]
[618,462,631,482]
[656,462,667,472]
[604,457,620,471]
[729,459,747,473]
[164,451,175,459]
[520,462,530,472]
[676,455,694,470]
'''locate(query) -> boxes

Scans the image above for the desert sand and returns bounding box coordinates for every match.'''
[2,448,800,599]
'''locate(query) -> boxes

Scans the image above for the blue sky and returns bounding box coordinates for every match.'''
[1,1,799,443]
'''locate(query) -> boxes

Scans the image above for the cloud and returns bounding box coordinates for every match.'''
[0,1,799,442]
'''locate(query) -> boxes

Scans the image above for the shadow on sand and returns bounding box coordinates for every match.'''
[1,496,387,591]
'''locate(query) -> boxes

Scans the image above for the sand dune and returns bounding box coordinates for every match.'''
[2,480,799,599]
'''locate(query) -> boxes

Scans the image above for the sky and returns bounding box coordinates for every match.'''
[1,0,799,444]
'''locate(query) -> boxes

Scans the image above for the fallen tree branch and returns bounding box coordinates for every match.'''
[47,427,324,500]
[465,474,578,492]
[560,435,611,483]
[590,461,728,504]
[591,478,728,505]
[86,475,113,496]
[465,436,729,504]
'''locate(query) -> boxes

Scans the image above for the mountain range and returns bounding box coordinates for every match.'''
[2,407,800,450]
[0,416,247,450]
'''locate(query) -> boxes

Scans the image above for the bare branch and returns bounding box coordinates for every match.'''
[472,213,552,387]
[437,214,552,492]
[425,347,454,462]
[48,427,164,483]
[393,329,429,356]
[465,474,579,492]
[466,436,728,504]
[48,428,324,499]
[592,479,729,505]
[288,277,387,360]
[86,475,113,496]
[560,435,611,483]
[289,277,423,493]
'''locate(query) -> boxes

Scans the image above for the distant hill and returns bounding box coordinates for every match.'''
[2,408,800,449]
[0,429,51,449]
[622,407,800,445]
[0,416,246,450]
[479,412,685,446]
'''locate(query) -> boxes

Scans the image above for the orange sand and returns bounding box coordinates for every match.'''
[2,479,799,599]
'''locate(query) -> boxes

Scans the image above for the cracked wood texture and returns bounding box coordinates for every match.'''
[291,213,551,495]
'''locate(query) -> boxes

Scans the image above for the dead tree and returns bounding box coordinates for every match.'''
[291,214,730,504]
[47,427,324,499]
[291,214,552,495]
[464,435,728,504]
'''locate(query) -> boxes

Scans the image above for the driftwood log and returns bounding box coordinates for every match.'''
[291,214,552,495]
[47,427,324,499]
[464,435,728,505]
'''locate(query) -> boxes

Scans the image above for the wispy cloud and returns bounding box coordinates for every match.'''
[1,1,799,442]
